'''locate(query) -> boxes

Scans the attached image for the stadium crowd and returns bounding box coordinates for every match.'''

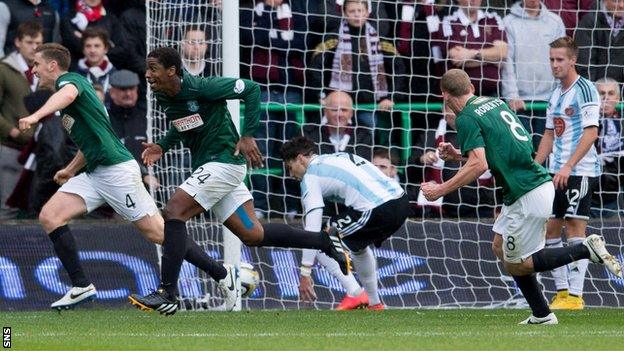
[0,0,622,221]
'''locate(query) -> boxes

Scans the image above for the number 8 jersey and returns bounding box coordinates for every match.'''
[300,153,404,214]
[456,96,551,206]
[545,76,601,177]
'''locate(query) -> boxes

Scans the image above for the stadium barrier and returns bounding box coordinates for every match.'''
[2,221,622,311]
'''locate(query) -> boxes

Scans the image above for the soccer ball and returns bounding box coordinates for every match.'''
[240,262,260,298]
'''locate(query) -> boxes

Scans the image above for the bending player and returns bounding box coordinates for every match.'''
[281,136,409,310]
[534,37,601,310]
[18,44,235,311]
[421,68,621,324]
[128,48,349,315]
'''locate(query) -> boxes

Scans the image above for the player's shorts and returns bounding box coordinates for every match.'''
[551,175,598,220]
[493,181,554,264]
[59,160,158,221]
[328,194,409,252]
[179,162,252,221]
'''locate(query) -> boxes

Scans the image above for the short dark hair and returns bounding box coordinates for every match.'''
[148,47,183,77]
[81,27,110,49]
[550,36,578,58]
[36,43,71,71]
[16,21,43,40]
[372,148,398,165]
[280,136,317,162]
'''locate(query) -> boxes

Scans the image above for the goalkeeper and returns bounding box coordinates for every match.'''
[421,69,622,324]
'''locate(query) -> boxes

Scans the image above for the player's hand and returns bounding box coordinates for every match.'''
[234,136,264,169]
[437,142,460,161]
[18,115,39,131]
[378,99,394,111]
[53,168,74,185]
[508,99,526,111]
[420,150,439,165]
[420,181,444,201]
[298,275,317,303]
[553,164,572,190]
[141,142,163,166]
[143,174,160,191]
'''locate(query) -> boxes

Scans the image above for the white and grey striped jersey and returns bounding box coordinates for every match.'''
[545,76,601,177]
[300,153,404,214]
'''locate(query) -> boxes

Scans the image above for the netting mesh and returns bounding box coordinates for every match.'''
[147,0,624,309]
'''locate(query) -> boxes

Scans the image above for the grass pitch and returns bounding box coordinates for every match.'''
[2,308,622,350]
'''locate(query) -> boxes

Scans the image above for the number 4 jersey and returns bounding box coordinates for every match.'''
[456,96,551,206]
[300,153,404,214]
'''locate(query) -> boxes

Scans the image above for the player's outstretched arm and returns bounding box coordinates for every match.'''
[54,150,86,185]
[421,147,488,201]
[534,129,554,165]
[18,84,79,131]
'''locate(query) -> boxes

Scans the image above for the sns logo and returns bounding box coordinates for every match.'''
[3,327,10,349]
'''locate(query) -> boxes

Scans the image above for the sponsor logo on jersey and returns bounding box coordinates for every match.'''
[187,100,199,112]
[172,113,204,132]
[553,117,565,137]
[234,79,245,94]
[565,106,576,116]
[61,114,75,132]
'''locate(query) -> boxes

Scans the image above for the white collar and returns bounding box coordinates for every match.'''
[14,52,29,72]
[457,8,485,26]
[183,60,206,77]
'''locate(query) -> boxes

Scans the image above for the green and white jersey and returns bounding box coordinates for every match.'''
[155,72,260,170]
[456,96,551,205]
[56,72,133,172]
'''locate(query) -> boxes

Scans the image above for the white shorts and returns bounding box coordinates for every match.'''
[492,181,555,264]
[179,162,253,221]
[59,160,158,221]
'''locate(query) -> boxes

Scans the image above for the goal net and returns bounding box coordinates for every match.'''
[146,0,624,310]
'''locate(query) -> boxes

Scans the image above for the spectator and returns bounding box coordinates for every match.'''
[0,21,42,219]
[502,0,565,148]
[108,70,158,190]
[75,27,116,96]
[372,147,421,216]
[575,0,624,83]
[303,91,373,160]
[241,0,304,218]
[543,0,595,36]
[592,78,624,217]
[309,0,407,131]
[180,25,212,77]
[107,0,146,80]
[430,0,508,97]
[60,0,121,67]
[0,0,61,55]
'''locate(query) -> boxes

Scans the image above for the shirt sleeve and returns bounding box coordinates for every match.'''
[579,85,600,128]
[57,74,85,95]
[456,114,485,157]
[545,103,554,129]
[197,77,261,137]
[156,126,182,153]
[301,174,325,215]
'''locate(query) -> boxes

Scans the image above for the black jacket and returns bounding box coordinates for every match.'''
[576,11,624,82]
[109,101,148,176]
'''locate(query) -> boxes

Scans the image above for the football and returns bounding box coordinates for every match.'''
[240,262,260,298]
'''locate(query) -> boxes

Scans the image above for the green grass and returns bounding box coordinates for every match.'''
[2,308,622,350]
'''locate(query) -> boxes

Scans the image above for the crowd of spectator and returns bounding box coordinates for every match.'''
[0,0,622,221]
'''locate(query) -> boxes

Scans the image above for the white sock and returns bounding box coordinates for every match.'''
[316,252,362,297]
[567,237,589,297]
[545,238,569,291]
[350,247,381,305]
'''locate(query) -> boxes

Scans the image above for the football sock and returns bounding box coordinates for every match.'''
[351,247,381,305]
[513,274,550,318]
[545,238,569,291]
[185,235,227,281]
[531,244,590,272]
[161,219,188,297]
[260,223,331,250]
[567,237,589,296]
[49,225,90,288]
[316,252,362,297]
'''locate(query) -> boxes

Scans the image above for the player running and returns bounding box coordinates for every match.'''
[18,43,234,311]
[280,136,410,310]
[535,37,601,310]
[128,47,349,315]
[421,68,621,324]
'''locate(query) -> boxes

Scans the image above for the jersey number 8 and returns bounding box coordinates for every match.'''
[500,111,529,142]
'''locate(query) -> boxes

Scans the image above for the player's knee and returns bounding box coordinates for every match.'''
[162,206,183,221]
[240,227,264,246]
[39,207,62,233]
[504,261,532,276]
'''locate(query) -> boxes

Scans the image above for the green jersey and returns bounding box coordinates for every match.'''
[456,96,551,205]
[155,72,260,170]
[56,72,133,172]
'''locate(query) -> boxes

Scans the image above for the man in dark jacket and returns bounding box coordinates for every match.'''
[0,0,60,55]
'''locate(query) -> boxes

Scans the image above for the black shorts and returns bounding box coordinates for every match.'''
[552,175,598,220]
[329,194,409,252]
